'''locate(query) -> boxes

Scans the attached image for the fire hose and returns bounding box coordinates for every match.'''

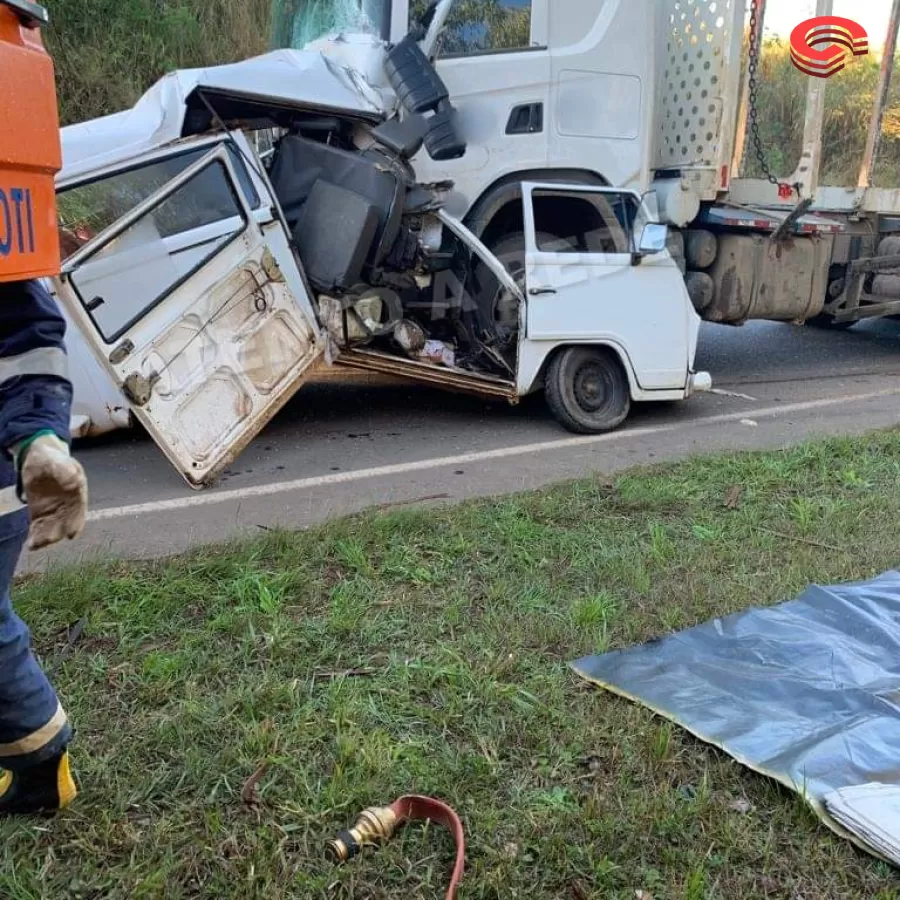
[326,795,465,899]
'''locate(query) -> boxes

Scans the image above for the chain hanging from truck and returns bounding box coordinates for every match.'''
[746,0,798,199]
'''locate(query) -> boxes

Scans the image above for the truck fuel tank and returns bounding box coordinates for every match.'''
[691,206,844,325]
[704,232,832,324]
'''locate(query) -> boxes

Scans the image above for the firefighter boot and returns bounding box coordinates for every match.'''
[0,751,76,815]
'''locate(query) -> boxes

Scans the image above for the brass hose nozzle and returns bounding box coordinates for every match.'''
[326,805,399,864]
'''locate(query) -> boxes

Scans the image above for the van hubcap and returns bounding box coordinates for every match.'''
[573,363,610,412]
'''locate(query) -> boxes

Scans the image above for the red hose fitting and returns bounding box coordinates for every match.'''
[326,795,465,899]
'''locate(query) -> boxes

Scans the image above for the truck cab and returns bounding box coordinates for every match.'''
[404,0,655,222]
[52,47,707,484]
[281,0,900,336]
[275,0,757,328]
[283,0,657,240]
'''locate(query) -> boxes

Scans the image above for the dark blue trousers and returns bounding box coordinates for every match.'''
[0,523,71,771]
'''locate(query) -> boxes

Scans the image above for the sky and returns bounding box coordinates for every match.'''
[765,0,893,47]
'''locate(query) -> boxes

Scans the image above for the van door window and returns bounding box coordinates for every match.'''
[57,144,259,259]
[67,157,247,343]
[410,0,533,56]
[531,189,638,255]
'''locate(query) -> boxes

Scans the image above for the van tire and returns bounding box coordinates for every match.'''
[544,347,631,434]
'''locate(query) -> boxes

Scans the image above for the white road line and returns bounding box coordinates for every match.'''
[88,387,900,522]
[711,388,758,401]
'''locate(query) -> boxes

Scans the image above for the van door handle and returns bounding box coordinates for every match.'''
[529,286,557,296]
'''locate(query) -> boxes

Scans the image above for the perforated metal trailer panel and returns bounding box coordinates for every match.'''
[655,0,743,193]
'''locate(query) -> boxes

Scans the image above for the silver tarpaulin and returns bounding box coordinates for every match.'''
[571,571,900,863]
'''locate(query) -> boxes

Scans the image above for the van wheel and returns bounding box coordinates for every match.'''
[544,347,631,434]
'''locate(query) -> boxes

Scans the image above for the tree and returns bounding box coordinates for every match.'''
[410,0,530,54]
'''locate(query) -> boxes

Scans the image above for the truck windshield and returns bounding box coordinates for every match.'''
[270,0,391,48]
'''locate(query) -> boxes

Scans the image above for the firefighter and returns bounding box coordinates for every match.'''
[0,277,87,814]
[0,0,91,812]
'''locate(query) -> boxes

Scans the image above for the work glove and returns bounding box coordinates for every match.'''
[14,431,88,551]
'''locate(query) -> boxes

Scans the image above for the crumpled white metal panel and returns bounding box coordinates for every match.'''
[59,48,389,185]
[129,245,323,485]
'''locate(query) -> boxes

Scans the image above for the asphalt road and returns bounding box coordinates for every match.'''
[23,317,900,571]
[699,317,900,386]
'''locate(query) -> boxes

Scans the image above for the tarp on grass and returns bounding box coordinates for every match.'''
[572,571,900,865]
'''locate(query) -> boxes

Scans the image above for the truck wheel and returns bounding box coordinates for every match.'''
[806,314,856,331]
[478,230,576,351]
[807,269,855,330]
[484,232,528,344]
[544,347,631,434]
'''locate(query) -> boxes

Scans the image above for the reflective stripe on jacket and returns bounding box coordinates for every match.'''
[0,280,72,536]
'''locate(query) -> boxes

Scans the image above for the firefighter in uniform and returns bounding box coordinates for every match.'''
[0,278,87,814]
[0,0,89,813]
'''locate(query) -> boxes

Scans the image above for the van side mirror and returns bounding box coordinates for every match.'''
[639,223,668,254]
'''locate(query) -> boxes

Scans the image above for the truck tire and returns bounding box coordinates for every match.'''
[476,230,575,352]
[872,274,900,297]
[544,346,631,434]
[806,313,855,331]
[807,268,855,330]
[877,236,900,257]
[668,230,687,274]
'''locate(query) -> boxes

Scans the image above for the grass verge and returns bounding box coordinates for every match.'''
[4,432,900,898]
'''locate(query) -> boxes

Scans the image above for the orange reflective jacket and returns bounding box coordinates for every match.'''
[0,0,61,283]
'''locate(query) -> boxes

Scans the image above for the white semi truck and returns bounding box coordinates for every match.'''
[279,0,900,332]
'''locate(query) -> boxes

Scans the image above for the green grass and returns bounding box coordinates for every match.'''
[45,0,271,126]
[6,432,900,898]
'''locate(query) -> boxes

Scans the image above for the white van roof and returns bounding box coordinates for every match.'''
[59,47,388,184]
